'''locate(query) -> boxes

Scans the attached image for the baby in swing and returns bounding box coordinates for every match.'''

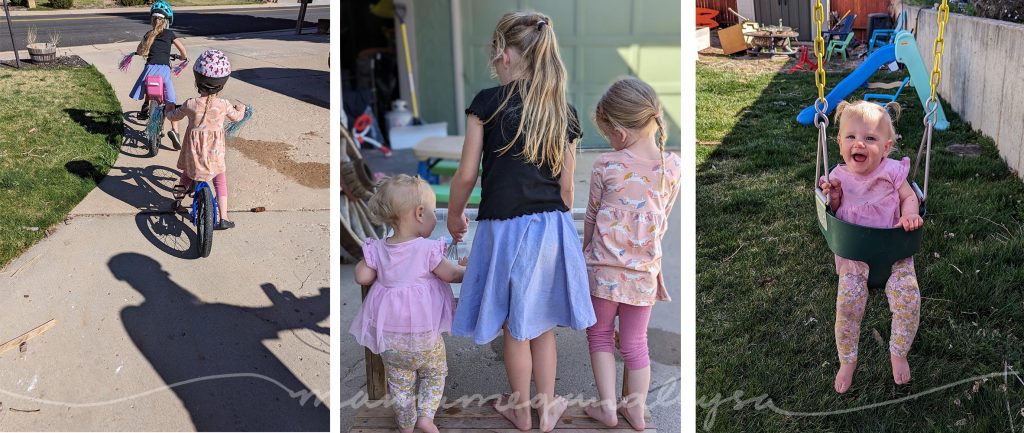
[818,100,923,393]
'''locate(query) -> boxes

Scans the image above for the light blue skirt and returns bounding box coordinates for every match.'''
[129,64,177,103]
[452,211,596,344]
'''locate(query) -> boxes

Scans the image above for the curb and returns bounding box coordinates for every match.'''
[4,0,328,17]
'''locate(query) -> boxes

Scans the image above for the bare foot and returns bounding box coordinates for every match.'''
[495,394,531,431]
[891,354,912,385]
[834,362,857,394]
[619,402,647,431]
[414,416,440,433]
[583,400,618,427]
[539,396,568,433]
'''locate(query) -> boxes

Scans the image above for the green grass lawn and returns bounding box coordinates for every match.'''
[697,57,1024,431]
[0,66,121,268]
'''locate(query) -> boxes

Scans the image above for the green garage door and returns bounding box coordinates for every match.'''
[460,0,681,149]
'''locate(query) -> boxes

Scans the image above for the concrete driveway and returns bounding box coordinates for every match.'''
[0,30,329,431]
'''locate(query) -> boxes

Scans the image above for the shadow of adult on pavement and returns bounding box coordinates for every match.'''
[233,68,329,108]
[111,253,330,431]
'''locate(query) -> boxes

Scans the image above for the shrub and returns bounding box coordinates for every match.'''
[972,0,1024,23]
[119,0,146,6]
[49,0,72,8]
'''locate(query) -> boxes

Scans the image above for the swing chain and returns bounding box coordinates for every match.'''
[812,0,827,108]
[915,0,949,205]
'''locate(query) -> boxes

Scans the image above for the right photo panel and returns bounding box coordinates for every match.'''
[698,0,1024,431]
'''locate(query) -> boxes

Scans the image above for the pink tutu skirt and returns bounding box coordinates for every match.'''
[350,278,455,354]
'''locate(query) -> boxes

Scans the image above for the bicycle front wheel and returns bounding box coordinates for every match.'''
[195,186,214,258]
[146,100,162,157]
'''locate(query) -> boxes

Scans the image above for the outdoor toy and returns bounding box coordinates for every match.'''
[809,0,951,289]
[797,32,949,130]
[352,112,392,157]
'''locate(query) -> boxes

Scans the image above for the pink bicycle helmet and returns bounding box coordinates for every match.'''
[193,49,232,93]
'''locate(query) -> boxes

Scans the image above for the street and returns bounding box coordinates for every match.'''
[1,4,328,51]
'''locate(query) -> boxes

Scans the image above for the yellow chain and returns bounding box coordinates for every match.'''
[929,0,951,102]
[812,0,826,104]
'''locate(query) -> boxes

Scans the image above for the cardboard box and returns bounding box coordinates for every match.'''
[719,23,748,55]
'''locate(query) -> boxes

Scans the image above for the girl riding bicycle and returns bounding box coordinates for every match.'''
[129,0,187,148]
[165,49,247,230]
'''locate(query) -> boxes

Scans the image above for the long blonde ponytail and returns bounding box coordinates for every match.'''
[136,17,168,57]
[487,11,579,177]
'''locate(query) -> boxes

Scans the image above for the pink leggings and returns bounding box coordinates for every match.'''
[179,172,228,198]
[586,296,653,370]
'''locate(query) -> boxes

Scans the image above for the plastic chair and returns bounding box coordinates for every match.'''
[868,10,906,53]
[864,76,911,105]
[823,14,856,41]
[826,32,856,62]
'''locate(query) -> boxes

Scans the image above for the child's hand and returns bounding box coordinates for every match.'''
[898,214,924,231]
[458,256,469,267]
[234,103,246,113]
[448,213,469,243]
[819,176,843,210]
[164,102,175,112]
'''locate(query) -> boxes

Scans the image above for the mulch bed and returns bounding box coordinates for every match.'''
[1,54,90,69]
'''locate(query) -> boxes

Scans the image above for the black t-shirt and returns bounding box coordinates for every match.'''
[146,30,177,66]
[466,84,581,221]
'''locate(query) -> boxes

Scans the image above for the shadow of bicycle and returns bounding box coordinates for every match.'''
[67,160,198,259]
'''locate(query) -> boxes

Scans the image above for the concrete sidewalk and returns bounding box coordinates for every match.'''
[0,31,329,430]
[340,150,682,432]
[5,0,330,16]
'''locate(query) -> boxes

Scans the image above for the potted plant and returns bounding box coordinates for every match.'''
[26,28,59,63]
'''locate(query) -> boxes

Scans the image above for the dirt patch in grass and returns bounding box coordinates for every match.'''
[1,55,90,70]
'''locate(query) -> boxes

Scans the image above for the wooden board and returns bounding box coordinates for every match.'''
[0,319,56,356]
[350,401,654,432]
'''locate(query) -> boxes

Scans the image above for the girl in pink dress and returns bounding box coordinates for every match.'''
[819,100,923,394]
[349,175,467,433]
[165,49,246,230]
[583,78,680,431]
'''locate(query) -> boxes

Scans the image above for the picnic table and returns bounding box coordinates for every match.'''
[413,136,483,205]
[748,25,799,55]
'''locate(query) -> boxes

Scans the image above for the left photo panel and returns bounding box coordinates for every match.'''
[0,1,330,430]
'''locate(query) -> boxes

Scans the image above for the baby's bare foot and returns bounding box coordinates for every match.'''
[539,396,568,433]
[495,394,531,431]
[583,400,618,427]
[834,362,857,394]
[414,416,439,433]
[891,354,912,385]
[619,402,647,431]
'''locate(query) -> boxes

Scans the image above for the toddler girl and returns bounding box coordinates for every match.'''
[165,49,246,230]
[819,100,922,393]
[349,175,467,433]
[446,11,596,432]
[582,77,680,431]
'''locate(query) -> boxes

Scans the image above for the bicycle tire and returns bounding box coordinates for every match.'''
[147,100,162,157]
[196,186,214,258]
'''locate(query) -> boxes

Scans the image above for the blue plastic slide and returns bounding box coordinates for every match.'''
[797,31,948,130]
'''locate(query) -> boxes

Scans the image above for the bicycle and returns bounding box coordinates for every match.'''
[141,53,188,157]
[173,180,217,258]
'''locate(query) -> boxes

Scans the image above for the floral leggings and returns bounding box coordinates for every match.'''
[382,338,447,429]
[835,257,920,364]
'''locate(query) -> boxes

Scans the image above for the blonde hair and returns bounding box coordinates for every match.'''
[366,175,433,227]
[594,77,668,190]
[136,16,168,57]
[834,100,902,142]
[487,11,579,177]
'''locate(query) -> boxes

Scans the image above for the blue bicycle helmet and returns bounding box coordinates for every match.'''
[150,0,174,26]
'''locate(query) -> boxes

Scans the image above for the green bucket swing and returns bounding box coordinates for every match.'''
[809,0,949,289]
